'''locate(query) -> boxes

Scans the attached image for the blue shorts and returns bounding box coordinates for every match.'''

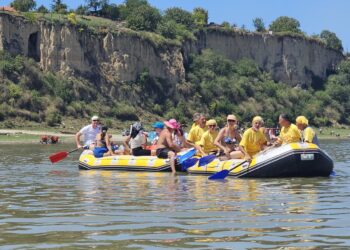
[93,147,108,158]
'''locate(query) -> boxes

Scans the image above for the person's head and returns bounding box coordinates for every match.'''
[130,122,143,138]
[278,113,292,128]
[296,116,308,130]
[226,114,237,127]
[252,116,264,131]
[152,121,164,135]
[206,119,217,131]
[164,119,179,132]
[192,113,201,124]
[91,115,100,128]
[198,114,206,128]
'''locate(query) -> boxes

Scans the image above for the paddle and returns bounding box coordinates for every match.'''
[208,160,248,180]
[181,154,216,171]
[177,148,196,164]
[49,146,88,164]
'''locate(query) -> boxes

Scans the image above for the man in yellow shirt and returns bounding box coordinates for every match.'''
[239,116,267,160]
[276,114,301,145]
[187,114,207,146]
[296,116,319,146]
[198,119,219,155]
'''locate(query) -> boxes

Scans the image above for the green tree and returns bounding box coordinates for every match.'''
[100,3,119,20]
[119,0,148,20]
[192,7,208,27]
[163,7,194,30]
[320,30,343,51]
[75,5,88,15]
[10,0,36,12]
[51,0,67,13]
[269,16,302,34]
[253,17,265,32]
[126,4,161,32]
[37,5,49,13]
[85,0,108,12]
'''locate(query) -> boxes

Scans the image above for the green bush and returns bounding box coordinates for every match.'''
[320,30,343,51]
[46,112,62,126]
[269,16,302,34]
[113,104,139,120]
[126,4,161,32]
[11,0,36,12]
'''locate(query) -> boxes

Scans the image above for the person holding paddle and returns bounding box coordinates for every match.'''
[75,115,101,149]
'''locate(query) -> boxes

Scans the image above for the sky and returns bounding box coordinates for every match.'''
[1,0,349,52]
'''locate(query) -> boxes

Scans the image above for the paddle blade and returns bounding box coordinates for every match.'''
[198,154,216,167]
[208,169,230,180]
[49,151,68,164]
[181,158,199,170]
[177,148,196,164]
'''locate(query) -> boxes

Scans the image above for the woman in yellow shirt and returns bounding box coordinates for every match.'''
[276,114,301,145]
[239,116,268,160]
[198,119,219,156]
[296,116,319,146]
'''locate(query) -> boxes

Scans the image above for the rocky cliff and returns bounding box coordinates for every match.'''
[0,12,344,87]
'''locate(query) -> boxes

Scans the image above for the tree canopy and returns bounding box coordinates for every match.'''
[10,0,36,12]
[320,30,343,51]
[269,16,302,34]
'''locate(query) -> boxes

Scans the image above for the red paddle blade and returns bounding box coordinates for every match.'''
[49,151,68,163]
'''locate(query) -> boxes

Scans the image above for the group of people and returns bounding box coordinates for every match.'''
[75,113,318,173]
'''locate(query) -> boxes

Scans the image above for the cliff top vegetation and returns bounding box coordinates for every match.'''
[2,0,344,52]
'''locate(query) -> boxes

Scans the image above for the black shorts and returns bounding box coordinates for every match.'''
[156,148,171,159]
[132,147,151,156]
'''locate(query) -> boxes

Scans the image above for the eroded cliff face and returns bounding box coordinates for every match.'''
[0,13,344,88]
[0,13,185,85]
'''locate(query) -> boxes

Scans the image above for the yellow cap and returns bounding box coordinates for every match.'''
[252,116,264,123]
[296,116,308,125]
[206,119,217,126]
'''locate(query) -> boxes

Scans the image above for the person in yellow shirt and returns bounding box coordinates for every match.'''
[296,116,319,146]
[275,113,301,145]
[239,116,268,160]
[190,113,201,130]
[187,114,207,146]
[198,119,219,155]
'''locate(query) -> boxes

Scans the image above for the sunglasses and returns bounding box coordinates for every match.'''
[208,125,216,127]
[92,120,99,122]
[227,119,236,122]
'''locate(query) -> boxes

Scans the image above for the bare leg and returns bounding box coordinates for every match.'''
[230,150,244,159]
[168,151,176,174]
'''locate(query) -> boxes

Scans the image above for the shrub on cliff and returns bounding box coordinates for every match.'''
[192,7,208,27]
[163,7,195,30]
[269,16,302,34]
[126,4,161,32]
[253,18,265,32]
[320,30,343,52]
[10,0,36,12]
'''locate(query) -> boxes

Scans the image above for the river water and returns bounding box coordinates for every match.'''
[0,140,349,249]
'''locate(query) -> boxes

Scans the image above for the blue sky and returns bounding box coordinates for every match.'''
[2,0,349,52]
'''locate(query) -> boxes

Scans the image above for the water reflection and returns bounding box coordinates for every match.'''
[0,141,350,249]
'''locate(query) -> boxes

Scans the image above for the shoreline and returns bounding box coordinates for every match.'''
[1,128,349,144]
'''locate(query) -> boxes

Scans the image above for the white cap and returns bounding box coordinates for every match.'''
[91,115,99,121]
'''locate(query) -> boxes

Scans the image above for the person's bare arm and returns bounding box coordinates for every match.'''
[75,132,82,148]
[165,133,181,152]
[214,128,226,152]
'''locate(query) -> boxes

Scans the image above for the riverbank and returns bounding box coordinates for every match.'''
[0,127,349,144]
[0,129,124,144]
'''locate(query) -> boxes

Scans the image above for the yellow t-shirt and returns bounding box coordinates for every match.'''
[198,130,218,154]
[279,124,301,144]
[187,125,206,144]
[303,126,315,143]
[239,128,267,157]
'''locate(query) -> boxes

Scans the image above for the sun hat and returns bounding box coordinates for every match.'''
[206,119,217,126]
[227,114,237,121]
[296,116,308,125]
[252,116,264,124]
[91,115,99,121]
[152,121,164,129]
[164,119,179,129]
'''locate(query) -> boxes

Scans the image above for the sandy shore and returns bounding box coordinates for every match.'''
[0,129,124,144]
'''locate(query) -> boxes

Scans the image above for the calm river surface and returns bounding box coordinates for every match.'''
[0,140,350,249]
